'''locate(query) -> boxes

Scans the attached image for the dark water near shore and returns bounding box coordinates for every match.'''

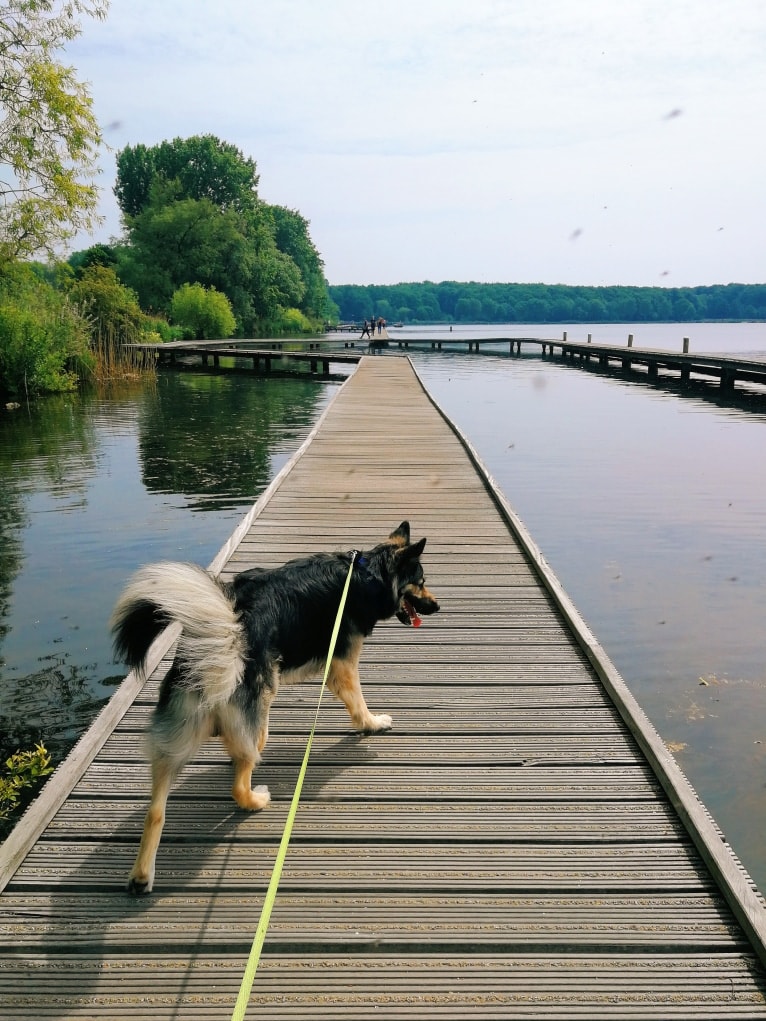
[0,372,340,762]
[1,323,765,892]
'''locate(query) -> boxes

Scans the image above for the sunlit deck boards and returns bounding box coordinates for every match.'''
[2,355,766,1018]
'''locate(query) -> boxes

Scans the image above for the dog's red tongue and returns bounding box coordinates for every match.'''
[405,600,422,627]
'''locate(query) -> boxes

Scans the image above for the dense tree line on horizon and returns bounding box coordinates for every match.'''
[328,281,766,325]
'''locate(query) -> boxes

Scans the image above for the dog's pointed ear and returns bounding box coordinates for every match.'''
[388,521,411,546]
[396,536,426,561]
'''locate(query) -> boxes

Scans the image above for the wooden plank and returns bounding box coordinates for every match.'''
[10,841,713,892]
[1,954,764,1020]
[50,762,667,800]
[1,891,745,951]
[95,731,641,763]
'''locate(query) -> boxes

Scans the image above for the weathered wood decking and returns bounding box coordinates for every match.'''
[2,355,766,1018]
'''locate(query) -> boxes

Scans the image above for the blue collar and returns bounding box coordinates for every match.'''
[346,550,391,602]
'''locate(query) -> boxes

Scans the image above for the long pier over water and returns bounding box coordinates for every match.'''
[132,331,766,395]
[2,356,766,1018]
[383,332,766,393]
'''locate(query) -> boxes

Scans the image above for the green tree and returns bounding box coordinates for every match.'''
[68,242,117,276]
[251,248,305,324]
[170,282,236,339]
[0,0,108,262]
[69,264,146,347]
[328,281,766,326]
[455,296,482,322]
[114,136,336,334]
[279,307,313,334]
[114,134,259,219]
[118,179,255,317]
[673,296,697,321]
[267,205,329,320]
[0,262,91,396]
[330,284,370,321]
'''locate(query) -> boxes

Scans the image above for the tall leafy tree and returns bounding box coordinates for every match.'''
[114,136,330,333]
[114,135,259,219]
[267,205,329,319]
[69,264,146,346]
[117,178,255,317]
[0,0,108,262]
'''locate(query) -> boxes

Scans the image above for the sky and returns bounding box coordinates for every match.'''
[67,0,766,288]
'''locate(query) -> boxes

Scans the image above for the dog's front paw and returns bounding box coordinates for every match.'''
[365,713,393,733]
[127,869,153,896]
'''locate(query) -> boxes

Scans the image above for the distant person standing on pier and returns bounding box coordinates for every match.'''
[360,319,371,339]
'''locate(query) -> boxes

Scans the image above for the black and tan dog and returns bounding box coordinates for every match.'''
[111,522,439,893]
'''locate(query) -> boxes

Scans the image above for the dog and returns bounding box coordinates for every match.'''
[110,521,439,893]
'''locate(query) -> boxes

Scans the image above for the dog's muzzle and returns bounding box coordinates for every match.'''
[396,592,440,627]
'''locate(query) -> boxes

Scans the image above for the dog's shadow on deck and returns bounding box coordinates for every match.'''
[110,725,385,892]
[41,729,385,1018]
[144,725,386,894]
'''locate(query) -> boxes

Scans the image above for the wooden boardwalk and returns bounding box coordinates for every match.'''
[385,333,766,393]
[2,355,766,1018]
[133,341,361,376]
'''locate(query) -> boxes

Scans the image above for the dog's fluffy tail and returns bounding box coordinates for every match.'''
[110,562,246,708]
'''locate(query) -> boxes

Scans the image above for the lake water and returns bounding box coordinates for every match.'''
[2,322,765,893]
[0,372,340,764]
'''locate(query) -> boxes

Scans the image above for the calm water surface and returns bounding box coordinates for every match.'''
[0,371,340,761]
[1,324,765,892]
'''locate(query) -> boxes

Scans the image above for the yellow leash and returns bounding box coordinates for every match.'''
[231,553,357,1021]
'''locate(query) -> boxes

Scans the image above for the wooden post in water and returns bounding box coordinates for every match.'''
[628,334,634,348]
[588,334,592,343]
[683,337,690,353]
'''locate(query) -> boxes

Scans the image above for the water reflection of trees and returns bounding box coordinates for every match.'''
[0,395,98,490]
[0,373,336,773]
[0,485,24,647]
[0,396,100,657]
[137,372,335,509]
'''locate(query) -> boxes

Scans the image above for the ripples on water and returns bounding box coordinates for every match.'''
[1,325,765,890]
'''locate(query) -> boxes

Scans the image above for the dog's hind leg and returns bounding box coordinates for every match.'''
[327,636,392,733]
[218,699,272,811]
[128,689,211,894]
[127,753,178,895]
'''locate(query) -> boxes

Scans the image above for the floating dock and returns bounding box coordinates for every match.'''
[1,356,765,1018]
